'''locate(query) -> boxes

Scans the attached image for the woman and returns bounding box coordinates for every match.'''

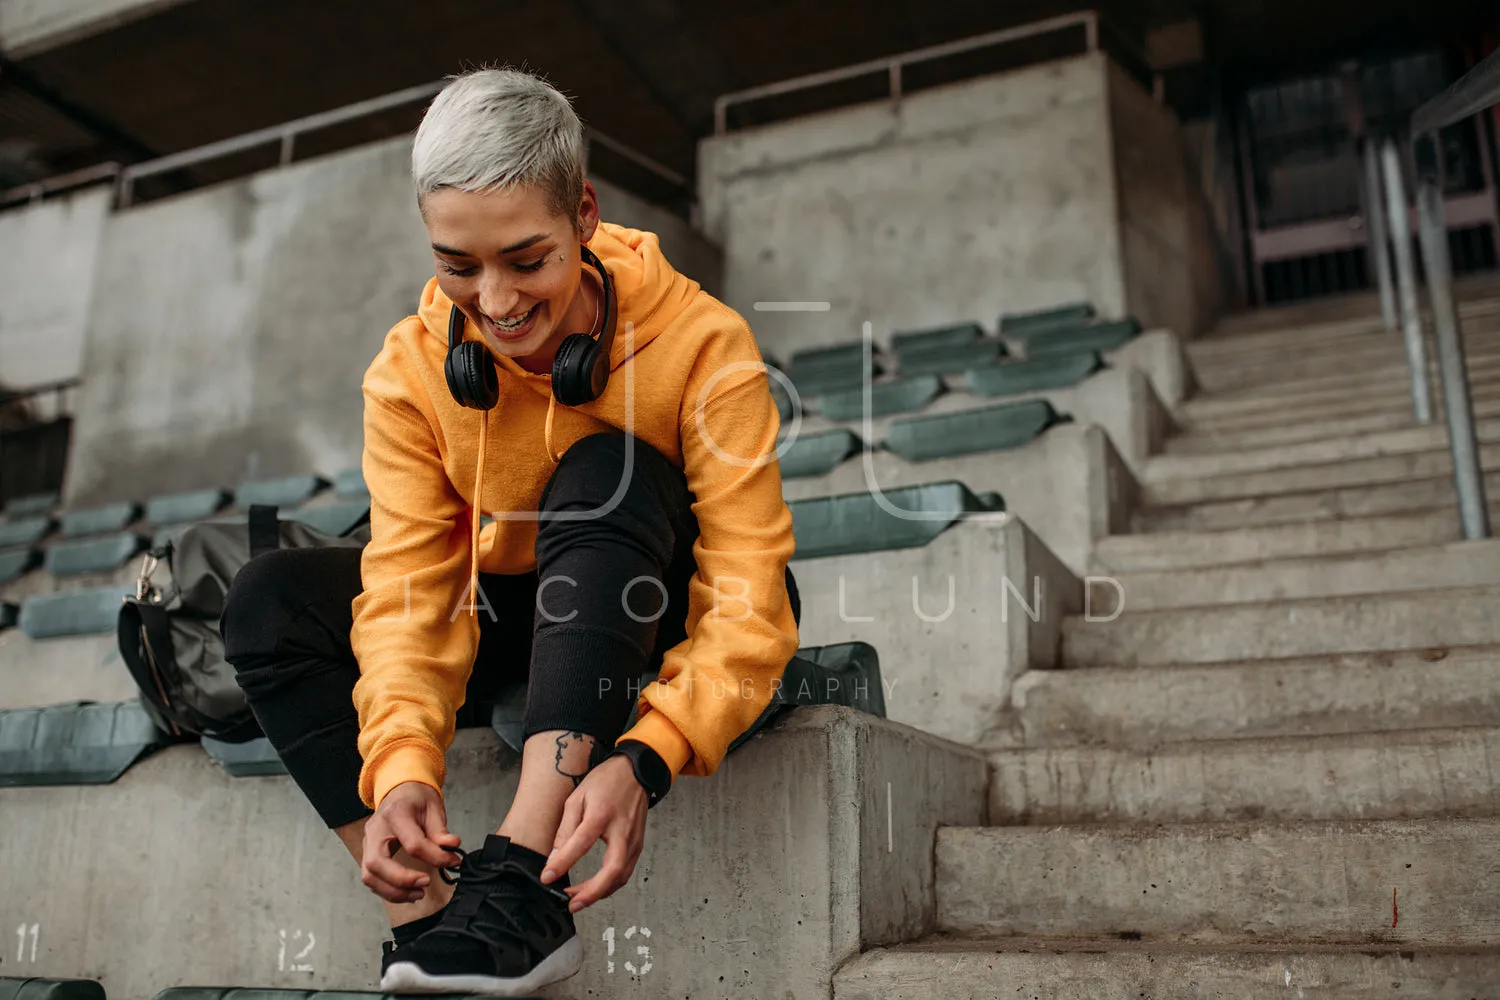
[220,67,801,996]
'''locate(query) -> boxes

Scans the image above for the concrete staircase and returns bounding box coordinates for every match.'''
[834,298,1500,996]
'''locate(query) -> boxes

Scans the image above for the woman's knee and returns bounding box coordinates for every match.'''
[536,432,694,561]
[221,546,362,669]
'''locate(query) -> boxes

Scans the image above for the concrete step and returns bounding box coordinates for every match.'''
[1135,471,1500,532]
[1163,396,1500,455]
[1146,415,1500,482]
[1063,584,1500,668]
[1111,539,1500,610]
[935,817,1500,943]
[835,935,1500,998]
[0,706,986,1000]
[1143,441,1500,507]
[1179,380,1500,434]
[1198,342,1500,400]
[988,726,1500,826]
[1181,359,1500,422]
[1190,290,1500,354]
[1095,511,1468,572]
[998,645,1500,749]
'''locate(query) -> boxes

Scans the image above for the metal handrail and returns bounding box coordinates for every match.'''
[713,10,1148,135]
[1411,47,1500,135]
[0,161,121,209]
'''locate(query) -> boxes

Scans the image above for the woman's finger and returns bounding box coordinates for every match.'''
[542,793,589,884]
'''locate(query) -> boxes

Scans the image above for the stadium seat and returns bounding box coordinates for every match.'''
[894,339,1007,377]
[234,474,330,509]
[59,501,141,538]
[788,341,881,396]
[145,488,231,527]
[17,587,126,639]
[1021,317,1142,354]
[890,321,982,356]
[0,547,41,584]
[788,480,1003,559]
[289,500,370,537]
[0,979,105,1000]
[43,532,148,577]
[0,701,167,787]
[201,736,287,777]
[0,516,53,548]
[3,493,59,518]
[882,399,1065,462]
[815,374,945,421]
[778,429,864,479]
[964,350,1105,397]
[998,300,1095,336]
[332,467,368,497]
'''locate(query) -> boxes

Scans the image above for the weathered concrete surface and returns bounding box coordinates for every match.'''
[1136,470,1500,532]
[1063,583,1500,668]
[988,727,1500,826]
[700,54,1132,363]
[1113,539,1500,610]
[0,0,191,55]
[835,937,1500,999]
[0,706,986,1000]
[783,423,1136,577]
[1180,382,1500,436]
[0,633,128,709]
[791,518,1080,746]
[0,185,112,395]
[1164,394,1500,455]
[997,645,1500,748]
[936,818,1500,942]
[64,134,720,506]
[1093,511,1470,573]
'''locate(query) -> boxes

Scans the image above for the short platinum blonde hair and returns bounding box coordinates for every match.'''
[411,67,585,221]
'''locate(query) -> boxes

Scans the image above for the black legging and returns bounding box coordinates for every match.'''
[220,431,800,828]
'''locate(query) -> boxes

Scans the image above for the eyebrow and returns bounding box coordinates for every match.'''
[430,233,548,258]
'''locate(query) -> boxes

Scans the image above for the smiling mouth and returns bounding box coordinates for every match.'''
[484,303,540,340]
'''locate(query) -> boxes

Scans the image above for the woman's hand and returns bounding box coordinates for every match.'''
[541,754,648,912]
[361,780,462,904]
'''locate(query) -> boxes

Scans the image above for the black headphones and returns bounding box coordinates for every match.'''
[444,243,618,410]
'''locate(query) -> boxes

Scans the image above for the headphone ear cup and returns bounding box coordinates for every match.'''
[447,340,500,410]
[552,333,603,406]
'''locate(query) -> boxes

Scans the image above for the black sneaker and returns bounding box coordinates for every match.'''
[379,834,582,995]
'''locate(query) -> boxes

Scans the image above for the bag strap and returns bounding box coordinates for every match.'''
[248,504,281,560]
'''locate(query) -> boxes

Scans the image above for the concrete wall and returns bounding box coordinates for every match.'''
[0,185,111,406]
[1105,61,1222,339]
[699,53,1128,360]
[0,0,192,54]
[62,135,721,506]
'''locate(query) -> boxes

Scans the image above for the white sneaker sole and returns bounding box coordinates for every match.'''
[380,936,583,996]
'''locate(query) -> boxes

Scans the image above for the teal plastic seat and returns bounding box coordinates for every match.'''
[202,736,288,777]
[883,399,1065,462]
[790,341,867,370]
[891,321,982,356]
[816,375,944,422]
[778,430,863,479]
[290,500,370,537]
[146,487,231,526]
[965,350,1105,397]
[60,501,141,538]
[18,587,126,638]
[789,480,1004,560]
[0,547,40,584]
[4,493,59,518]
[0,980,105,1000]
[999,301,1095,336]
[895,339,1006,377]
[789,341,881,396]
[44,532,147,576]
[235,474,330,509]
[333,467,368,498]
[1022,317,1142,354]
[0,516,53,548]
[0,701,166,787]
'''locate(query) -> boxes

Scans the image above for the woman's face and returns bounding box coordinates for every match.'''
[422,180,600,370]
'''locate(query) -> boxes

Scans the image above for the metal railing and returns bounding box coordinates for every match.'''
[1376,50,1500,539]
[712,10,1156,135]
[2,80,693,214]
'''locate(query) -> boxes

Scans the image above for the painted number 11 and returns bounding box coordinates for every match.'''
[15,924,39,962]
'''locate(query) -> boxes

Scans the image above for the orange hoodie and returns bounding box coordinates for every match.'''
[348,222,799,809]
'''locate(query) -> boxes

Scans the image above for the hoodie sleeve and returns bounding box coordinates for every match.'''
[616,323,800,779]
[349,336,480,810]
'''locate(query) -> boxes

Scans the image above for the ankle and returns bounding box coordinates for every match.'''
[382,883,453,930]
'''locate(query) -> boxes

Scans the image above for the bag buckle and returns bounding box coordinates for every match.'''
[135,551,162,602]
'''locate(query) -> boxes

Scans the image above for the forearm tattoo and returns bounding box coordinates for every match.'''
[554,731,596,789]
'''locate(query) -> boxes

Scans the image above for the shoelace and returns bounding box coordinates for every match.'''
[432,846,572,953]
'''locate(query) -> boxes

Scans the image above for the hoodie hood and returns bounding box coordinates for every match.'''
[415,221,700,381]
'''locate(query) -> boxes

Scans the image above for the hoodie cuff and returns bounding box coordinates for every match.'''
[617,709,694,780]
[364,741,447,810]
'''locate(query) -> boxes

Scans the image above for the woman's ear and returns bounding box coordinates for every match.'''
[575,180,601,243]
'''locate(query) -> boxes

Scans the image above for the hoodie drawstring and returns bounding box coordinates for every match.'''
[469,411,488,617]
[544,393,563,464]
